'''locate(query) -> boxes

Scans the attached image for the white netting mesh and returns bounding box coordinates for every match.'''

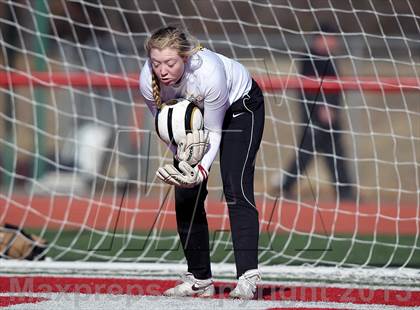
[0,0,419,273]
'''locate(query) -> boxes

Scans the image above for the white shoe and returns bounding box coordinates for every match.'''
[229,269,261,300]
[163,272,215,297]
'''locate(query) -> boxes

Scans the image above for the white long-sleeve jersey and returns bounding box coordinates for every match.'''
[139,48,252,171]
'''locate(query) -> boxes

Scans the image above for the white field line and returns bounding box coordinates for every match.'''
[1,261,420,288]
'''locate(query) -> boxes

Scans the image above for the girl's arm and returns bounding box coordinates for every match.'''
[199,65,230,171]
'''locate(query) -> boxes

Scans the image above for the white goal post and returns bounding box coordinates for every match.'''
[0,0,419,283]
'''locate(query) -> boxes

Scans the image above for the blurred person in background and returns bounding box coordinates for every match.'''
[272,23,356,202]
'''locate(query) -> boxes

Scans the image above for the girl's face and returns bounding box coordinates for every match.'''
[150,47,186,86]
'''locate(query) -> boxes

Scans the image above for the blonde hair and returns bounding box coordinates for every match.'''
[144,26,203,109]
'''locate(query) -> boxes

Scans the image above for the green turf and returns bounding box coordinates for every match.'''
[27,229,420,268]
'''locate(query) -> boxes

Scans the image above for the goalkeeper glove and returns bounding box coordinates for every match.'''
[176,130,209,166]
[156,161,208,188]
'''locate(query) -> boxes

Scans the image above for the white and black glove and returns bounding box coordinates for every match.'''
[176,130,209,166]
[156,161,208,188]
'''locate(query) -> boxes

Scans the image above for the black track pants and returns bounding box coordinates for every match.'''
[174,80,265,279]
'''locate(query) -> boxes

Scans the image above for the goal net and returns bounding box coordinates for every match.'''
[0,0,419,282]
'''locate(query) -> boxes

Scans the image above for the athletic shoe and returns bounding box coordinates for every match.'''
[163,272,215,297]
[229,269,261,299]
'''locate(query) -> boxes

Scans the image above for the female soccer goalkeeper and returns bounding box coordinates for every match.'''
[140,26,265,299]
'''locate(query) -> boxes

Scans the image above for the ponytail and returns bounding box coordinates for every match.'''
[151,71,162,109]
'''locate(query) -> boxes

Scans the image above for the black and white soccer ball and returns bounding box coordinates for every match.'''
[155,98,204,145]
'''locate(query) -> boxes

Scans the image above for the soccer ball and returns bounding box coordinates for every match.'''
[155,98,204,145]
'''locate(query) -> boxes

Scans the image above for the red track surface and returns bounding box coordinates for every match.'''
[0,296,48,307]
[1,196,418,234]
[1,72,419,92]
[1,276,419,307]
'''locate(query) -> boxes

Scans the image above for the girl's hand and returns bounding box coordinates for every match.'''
[156,161,208,188]
[176,130,209,166]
